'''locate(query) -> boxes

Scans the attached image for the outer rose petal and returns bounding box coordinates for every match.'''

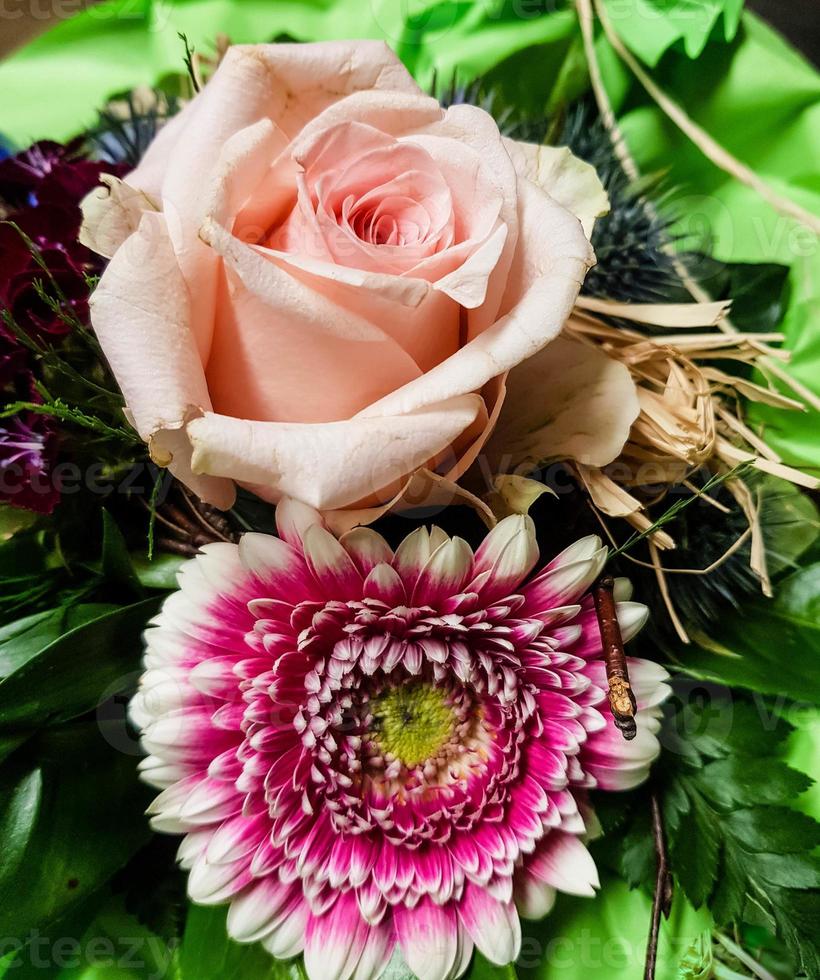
[79,175,158,259]
[485,334,640,471]
[88,209,234,508]
[503,139,610,237]
[186,395,485,510]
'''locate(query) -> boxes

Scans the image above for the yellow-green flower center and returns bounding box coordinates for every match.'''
[370,682,456,768]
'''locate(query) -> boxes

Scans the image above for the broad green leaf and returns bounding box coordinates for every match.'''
[0,504,37,538]
[0,605,116,679]
[602,0,744,67]
[100,510,144,597]
[0,0,576,146]
[606,13,820,469]
[131,552,186,591]
[177,904,299,980]
[0,765,43,881]
[0,722,151,939]
[0,597,160,728]
[518,873,711,979]
[675,563,820,704]
[471,954,517,978]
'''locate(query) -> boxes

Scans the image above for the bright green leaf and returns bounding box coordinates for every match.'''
[518,873,711,979]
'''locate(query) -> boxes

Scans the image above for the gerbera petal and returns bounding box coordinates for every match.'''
[394,899,459,980]
[305,892,369,980]
[457,883,521,966]
[528,832,599,897]
[470,515,538,600]
[132,513,666,980]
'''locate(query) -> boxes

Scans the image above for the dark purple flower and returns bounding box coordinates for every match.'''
[0,138,112,211]
[0,142,124,342]
[0,410,59,514]
[0,137,125,514]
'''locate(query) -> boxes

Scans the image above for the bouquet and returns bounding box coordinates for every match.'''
[0,3,818,978]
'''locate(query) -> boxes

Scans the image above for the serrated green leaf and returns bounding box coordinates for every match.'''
[678,564,820,704]
[770,889,820,977]
[696,758,812,809]
[670,789,720,908]
[748,852,820,890]
[710,846,746,925]
[601,0,743,67]
[618,809,656,889]
[0,597,160,729]
[725,807,820,853]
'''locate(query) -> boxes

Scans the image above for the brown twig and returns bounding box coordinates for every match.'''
[592,574,637,739]
[645,792,673,980]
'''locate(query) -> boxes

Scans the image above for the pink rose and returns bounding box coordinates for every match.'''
[81,41,609,521]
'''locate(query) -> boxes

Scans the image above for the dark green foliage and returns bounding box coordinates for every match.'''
[599,691,820,976]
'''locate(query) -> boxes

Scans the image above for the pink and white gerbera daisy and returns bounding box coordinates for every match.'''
[131,502,669,980]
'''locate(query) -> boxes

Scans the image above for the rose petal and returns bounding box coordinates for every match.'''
[486,334,640,470]
[88,210,233,508]
[503,139,609,237]
[186,394,485,510]
[357,179,592,422]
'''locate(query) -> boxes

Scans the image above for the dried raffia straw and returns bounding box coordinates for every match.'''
[563,307,818,600]
[574,295,731,328]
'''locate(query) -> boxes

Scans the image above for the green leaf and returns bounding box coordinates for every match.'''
[705,261,791,334]
[724,807,820,853]
[677,563,820,704]
[670,790,720,908]
[100,510,144,597]
[470,954,516,979]
[696,757,812,809]
[0,597,161,728]
[601,0,744,67]
[0,722,151,939]
[518,872,712,979]
[0,605,116,679]
[131,552,186,591]
[0,765,42,882]
[657,694,820,971]
[0,504,38,538]
[177,904,299,980]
